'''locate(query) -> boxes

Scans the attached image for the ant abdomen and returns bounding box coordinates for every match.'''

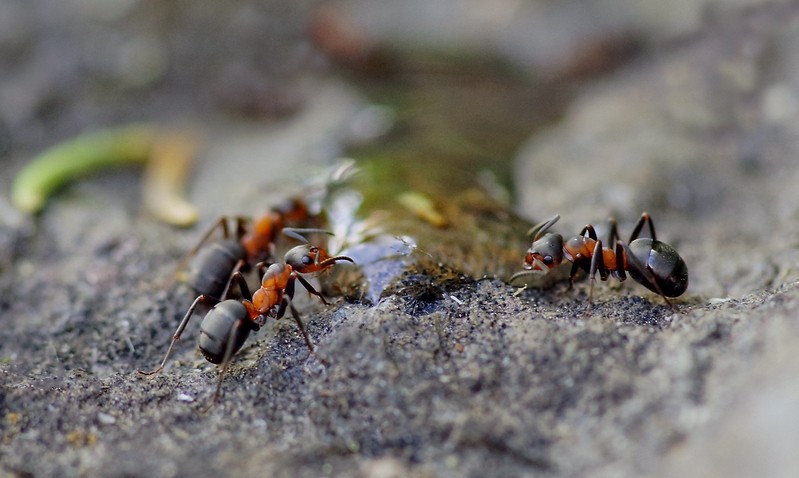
[626,239,688,298]
[199,300,252,364]
[183,240,246,298]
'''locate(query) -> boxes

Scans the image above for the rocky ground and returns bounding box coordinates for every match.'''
[2,1,799,477]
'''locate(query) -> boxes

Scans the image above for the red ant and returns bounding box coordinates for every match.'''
[139,241,355,402]
[175,198,315,299]
[175,158,359,299]
[510,213,688,308]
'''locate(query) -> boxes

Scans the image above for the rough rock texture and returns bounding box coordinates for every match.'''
[3,1,799,478]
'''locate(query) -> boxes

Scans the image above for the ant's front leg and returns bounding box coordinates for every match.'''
[567,260,581,291]
[276,277,315,353]
[294,273,330,305]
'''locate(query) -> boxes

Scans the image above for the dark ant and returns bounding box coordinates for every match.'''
[510,212,688,308]
[139,241,355,402]
[176,198,314,299]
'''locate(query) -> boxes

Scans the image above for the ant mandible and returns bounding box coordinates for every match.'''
[175,197,314,299]
[510,212,688,308]
[139,241,355,402]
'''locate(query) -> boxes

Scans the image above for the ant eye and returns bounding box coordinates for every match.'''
[543,255,553,264]
[302,255,313,265]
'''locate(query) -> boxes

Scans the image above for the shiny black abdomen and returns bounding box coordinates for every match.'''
[199,300,251,364]
[183,239,246,299]
[626,238,688,297]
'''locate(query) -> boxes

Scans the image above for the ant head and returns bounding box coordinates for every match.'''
[285,244,354,274]
[285,244,323,270]
[524,233,564,270]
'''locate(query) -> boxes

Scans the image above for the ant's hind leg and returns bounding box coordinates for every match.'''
[620,243,677,310]
[629,212,657,242]
[210,318,247,404]
[138,294,218,375]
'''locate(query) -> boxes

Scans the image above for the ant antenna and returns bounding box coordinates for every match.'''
[527,214,560,241]
[282,228,334,243]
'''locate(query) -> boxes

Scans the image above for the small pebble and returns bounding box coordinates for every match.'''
[97,412,116,425]
[176,393,195,403]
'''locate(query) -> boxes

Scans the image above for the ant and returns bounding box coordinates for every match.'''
[510,212,688,308]
[175,158,360,299]
[139,240,355,402]
[176,197,316,299]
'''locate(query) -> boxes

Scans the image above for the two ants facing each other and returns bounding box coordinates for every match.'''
[140,209,687,402]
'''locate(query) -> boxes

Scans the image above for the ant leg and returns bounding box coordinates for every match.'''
[217,259,246,301]
[234,216,249,239]
[254,261,272,276]
[579,224,598,240]
[614,241,627,281]
[587,239,609,303]
[607,218,620,244]
[568,261,581,291]
[629,212,657,242]
[228,270,253,302]
[210,318,247,404]
[138,294,218,375]
[294,273,330,305]
[170,216,251,290]
[173,218,231,275]
[275,279,315,353]
[621,243,676,310]
[287,301,315,353]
